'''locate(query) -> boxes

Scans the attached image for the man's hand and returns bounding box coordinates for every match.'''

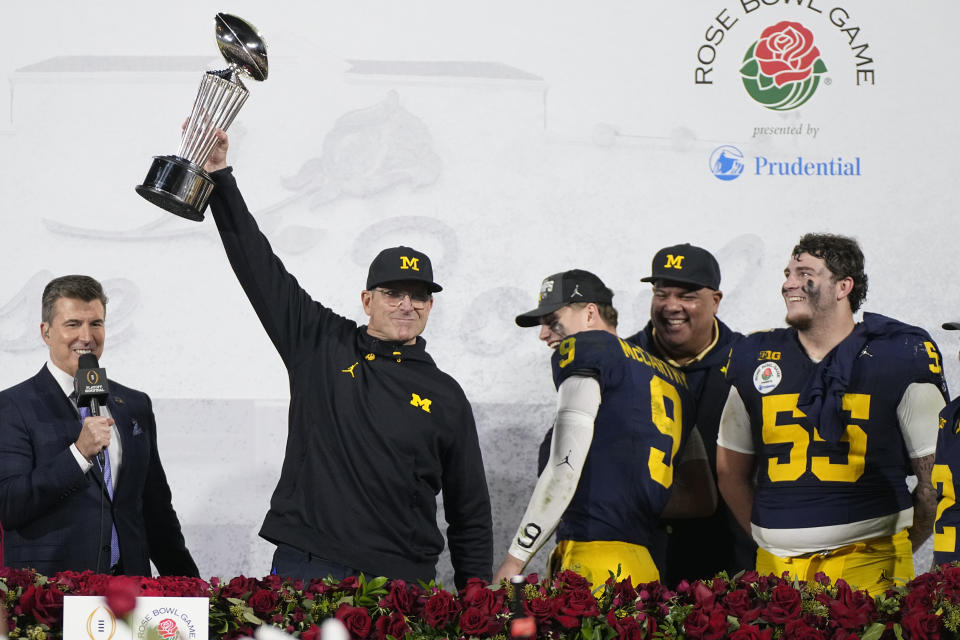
[75,416,114,461]
[204,128,229,173]
[180,119,229,173]
[492,553,525,585]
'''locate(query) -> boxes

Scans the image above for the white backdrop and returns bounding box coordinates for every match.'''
[1,1,957,584]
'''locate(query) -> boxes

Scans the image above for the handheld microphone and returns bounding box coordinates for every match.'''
[74,353,110,465]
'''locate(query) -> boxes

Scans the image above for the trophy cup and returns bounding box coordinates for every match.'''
[135,13,268,221]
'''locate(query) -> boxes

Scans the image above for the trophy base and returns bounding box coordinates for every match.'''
[135,156,214,222]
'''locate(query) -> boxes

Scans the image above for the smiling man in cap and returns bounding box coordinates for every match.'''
[198,131,492,588]
[933,320,960,566]
[493,269,714,587]
[626,243,754,586]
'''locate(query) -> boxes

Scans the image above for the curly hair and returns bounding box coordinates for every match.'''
[792,233,868,312]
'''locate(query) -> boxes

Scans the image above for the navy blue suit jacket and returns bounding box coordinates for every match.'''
[0,366,198,577]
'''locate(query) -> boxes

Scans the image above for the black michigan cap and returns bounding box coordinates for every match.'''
[515,269,614,327]
[366,246,442,292]
[641,243,721,290]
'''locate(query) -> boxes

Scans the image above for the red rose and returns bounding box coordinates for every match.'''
[552,570,590,592]
[458,606,497,636]
[335,577,360,593]
[460,579,504,616]
[423,589,459,628]
[374,611,410,640]
[301,624,321,640]
[260,575,284,590]
[611,577,637,607]
[248,589,280,617]
[105,577,139,617]
[559,589,600,618]
[753,21,822,87]
[900,611,941,640]
[782,619,825,640]
[221,576,258,598]
[20,584,64,626]
[692,582,716,609]
[335,604,372,640]
[728,625,772,640]
[683,607,729,640]
[722,589,759,619]
[762,583,802,623]
[525,596,558,623]
[379,580,415,616]
[608,613,644,640]
[827,581,875,629]
[0,568,37,589]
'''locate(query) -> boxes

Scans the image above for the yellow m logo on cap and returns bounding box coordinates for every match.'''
[664,254,685,270]
[401,256,420,271]
[410,393,432,413]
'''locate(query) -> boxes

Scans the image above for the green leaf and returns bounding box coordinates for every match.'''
[242,611,265,625]
[860,622,887,640]
[894,622,905,640]
[813,58,828,74]
[758,74,775,90]
[740,59,759,78]
[366,576,389,593]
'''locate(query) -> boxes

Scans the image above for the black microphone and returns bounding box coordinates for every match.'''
[74,353,110,466]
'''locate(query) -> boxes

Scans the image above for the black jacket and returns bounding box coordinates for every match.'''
[208,168,492,588]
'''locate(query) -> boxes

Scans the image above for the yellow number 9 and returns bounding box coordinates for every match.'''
[648,377,683,488]
[558,337,576,368]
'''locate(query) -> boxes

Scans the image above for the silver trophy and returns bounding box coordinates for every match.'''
[135,13,268,221]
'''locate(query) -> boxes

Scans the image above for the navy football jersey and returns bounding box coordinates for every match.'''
[724,317,947,532]
[548,330,694,547]
[933,397,960,565]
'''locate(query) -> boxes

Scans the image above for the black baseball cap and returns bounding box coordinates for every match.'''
[366,246,442,292]
[944,321,960,330]
[515,269,614,327]
[641,243,721,290]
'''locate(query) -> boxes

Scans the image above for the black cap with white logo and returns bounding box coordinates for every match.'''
[641,243,721,290]
[515,269,613,327]
[366,246,442,292]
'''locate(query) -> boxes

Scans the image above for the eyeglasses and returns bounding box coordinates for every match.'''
[373,288,432,309]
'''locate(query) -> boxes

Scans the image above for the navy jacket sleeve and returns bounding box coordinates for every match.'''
[0,386,87,530]
[207,167,341,368]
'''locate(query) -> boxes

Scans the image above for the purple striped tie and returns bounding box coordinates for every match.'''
[79,406,121,570]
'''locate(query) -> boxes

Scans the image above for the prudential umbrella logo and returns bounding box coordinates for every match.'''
[740,21,828,111]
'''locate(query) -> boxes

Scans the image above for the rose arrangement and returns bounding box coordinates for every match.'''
[5,564,960,640]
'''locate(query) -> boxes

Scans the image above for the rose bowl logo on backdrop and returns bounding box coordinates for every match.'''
[740,21,827,111]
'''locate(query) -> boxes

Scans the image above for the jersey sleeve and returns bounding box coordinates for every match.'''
[898,382,947,458]
[550,331,616,389]
[507,376,600,563]
[933,398,960,566]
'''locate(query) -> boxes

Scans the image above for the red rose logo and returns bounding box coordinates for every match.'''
[755,21,822,87]
[156,618,179,640]
[740,21,828,111]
